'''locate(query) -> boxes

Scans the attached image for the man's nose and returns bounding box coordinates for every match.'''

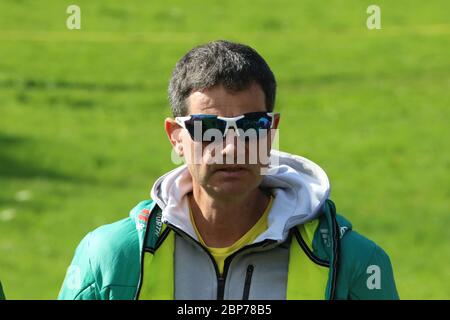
[221,129,246,162]
[221,129,237,154]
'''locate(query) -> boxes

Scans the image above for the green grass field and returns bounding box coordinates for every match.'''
[0,0,449,299]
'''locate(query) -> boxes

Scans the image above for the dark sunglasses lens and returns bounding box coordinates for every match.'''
[236,113,272,137]
[185,115,226,141]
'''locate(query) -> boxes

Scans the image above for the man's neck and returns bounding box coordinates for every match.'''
[188,185,270,248]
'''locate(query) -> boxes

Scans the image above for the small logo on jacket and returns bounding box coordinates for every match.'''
[138,208,150,222]
[320,229,331,248]
[136,208,151,231]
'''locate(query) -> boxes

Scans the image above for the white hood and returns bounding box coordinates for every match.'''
[150,149,331,243]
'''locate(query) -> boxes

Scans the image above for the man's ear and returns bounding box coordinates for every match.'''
[273,113,280,129]
[165,118,184,156]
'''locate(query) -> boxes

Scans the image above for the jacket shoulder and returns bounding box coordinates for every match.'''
[340,229,378,270]
[59,201,157,300]
[338,227,398,299]
[87,217,141,287]
[313,202,398,299]
[88,217,138,253]
[314,207,389,268]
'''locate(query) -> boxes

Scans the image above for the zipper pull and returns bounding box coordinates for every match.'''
[242,265,254,300]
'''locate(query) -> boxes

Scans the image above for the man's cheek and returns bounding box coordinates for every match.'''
[187,164,204,184]
[183,140,204,165]
[202,141,225,165]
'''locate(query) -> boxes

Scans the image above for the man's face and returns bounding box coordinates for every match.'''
[166,83,277,199]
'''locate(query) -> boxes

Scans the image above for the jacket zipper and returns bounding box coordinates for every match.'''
[217,278,225,300]
[219,239,275,299]
[167,223,275,300]
[242,265,254,300]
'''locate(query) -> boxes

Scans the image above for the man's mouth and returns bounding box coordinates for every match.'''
[214,165,248,172]
[213,165,250,177]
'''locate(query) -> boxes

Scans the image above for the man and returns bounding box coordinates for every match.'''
[58,40,399,300]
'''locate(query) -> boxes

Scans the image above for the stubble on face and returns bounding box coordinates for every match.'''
[182,83,270,200]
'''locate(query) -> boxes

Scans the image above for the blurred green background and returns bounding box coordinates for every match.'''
[0,0,449,299]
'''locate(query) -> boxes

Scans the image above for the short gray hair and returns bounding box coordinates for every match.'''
[168,40,277,117]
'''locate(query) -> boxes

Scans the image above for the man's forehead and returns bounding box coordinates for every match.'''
[186,84,266,116]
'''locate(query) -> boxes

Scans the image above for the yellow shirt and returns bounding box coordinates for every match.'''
[190,196,274,275]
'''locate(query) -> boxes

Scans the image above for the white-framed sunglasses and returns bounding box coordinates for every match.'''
[175,112,280,142]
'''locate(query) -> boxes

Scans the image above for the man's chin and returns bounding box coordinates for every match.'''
[206,178,259,199]
[208,186,249,199]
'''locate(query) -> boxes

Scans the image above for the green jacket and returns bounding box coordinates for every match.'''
[58,199,399,300]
